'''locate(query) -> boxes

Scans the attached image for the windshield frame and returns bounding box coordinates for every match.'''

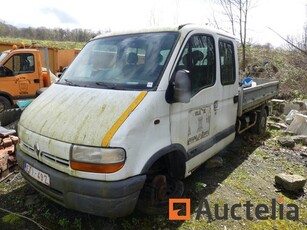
[0,51,9,63]
[58,31,179,91]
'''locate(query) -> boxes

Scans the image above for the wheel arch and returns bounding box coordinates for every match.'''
[0,91,14,105]
[140,144,188,180]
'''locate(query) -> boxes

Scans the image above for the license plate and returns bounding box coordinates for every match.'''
[24,162,50,186]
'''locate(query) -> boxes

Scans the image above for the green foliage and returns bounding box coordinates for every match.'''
[73,218,82,230]
[58,217,70,229]
[0,21,100,42]
[195,181,206,192]
[239,45,307,99]
[0,36,85,49]
[2,213,22,224]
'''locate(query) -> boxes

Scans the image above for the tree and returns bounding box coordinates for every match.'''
[217,0,255,71]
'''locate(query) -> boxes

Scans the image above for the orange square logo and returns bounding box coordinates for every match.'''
[169,198,191,220]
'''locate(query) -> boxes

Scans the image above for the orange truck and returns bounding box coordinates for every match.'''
[0,44,55,112]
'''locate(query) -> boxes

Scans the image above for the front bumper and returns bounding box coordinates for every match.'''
[16,149,146,217]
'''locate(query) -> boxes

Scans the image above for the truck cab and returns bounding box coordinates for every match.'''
[0,46,51,112]
[16,24,278,217]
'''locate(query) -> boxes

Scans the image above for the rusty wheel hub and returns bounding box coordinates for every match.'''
[151,175,168,201]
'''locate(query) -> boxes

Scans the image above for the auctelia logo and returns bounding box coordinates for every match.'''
[169,198,191,220]
[169,198,299,221]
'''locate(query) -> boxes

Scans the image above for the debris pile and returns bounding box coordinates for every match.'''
[270,100,307,146]
[0,127,19,178]
[270,99,307,192]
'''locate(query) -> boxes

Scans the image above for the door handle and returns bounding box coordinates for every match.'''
[214,100,218,111]
[233,95,239,104]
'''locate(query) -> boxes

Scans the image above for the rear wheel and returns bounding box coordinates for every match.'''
[0,96,11,113]
[251,107,267,135]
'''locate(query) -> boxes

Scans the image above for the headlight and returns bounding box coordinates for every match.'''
[70,145,126,173]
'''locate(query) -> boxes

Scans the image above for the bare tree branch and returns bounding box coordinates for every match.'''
[267,27,307,56]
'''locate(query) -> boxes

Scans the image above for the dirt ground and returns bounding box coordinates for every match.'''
[0,123,306,230]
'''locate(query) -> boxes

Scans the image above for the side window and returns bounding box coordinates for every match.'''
[219,40,235,85]
[176,34,215,95]
[4,53,35,76]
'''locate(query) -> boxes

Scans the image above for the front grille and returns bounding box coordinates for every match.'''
[22,142,34,152]
[41,152,69,166]
[21,141,70,168]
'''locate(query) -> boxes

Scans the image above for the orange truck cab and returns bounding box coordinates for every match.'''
[0,45,52,112]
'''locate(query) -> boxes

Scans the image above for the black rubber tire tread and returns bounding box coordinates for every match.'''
[0,108,22,126]
[251,107,267,135]
[0,96,11,113]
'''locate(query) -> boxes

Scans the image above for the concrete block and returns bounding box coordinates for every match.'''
[205,156,223,169]
[284,103,300,115]
[277,136,295,148]
[287,113,307,135]
[275,173,306,191]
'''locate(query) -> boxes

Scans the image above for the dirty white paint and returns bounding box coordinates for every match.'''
[19,84,144,146]
[187,106,211,146]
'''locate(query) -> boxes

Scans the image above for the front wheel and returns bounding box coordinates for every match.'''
[0,96,11,113]
[136,175,184,215]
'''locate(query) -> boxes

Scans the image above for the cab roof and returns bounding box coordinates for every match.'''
[92,24,235,41]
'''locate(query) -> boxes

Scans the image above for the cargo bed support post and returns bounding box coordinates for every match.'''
[237,86,244,117]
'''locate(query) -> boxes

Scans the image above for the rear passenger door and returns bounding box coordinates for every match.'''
[170,34,220,170]
[215,39,238,135]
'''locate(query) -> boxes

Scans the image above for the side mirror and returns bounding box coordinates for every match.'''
[36,87,48,96]
[173,70,191,103]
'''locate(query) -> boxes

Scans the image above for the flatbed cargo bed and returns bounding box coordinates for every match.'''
[238,78,279,117]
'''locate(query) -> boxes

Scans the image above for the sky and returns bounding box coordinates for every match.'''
[0,0,306,47]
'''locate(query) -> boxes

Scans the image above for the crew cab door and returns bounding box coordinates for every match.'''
[0,52,39,99]
[169,34,220,172]
[215,39,238,137]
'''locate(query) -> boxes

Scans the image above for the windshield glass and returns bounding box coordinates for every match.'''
[0,52,8,63]
[58,32,179,90]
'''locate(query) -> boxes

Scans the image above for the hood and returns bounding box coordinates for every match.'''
[19,84,146,147]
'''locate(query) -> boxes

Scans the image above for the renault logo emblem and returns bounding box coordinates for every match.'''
[33,143,40,157]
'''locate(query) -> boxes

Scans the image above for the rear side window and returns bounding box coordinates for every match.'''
[219,40,235,85]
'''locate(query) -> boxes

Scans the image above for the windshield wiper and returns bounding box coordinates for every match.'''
[63,79,80,86]
[96,82,117,89]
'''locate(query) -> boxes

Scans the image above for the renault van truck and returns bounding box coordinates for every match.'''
[16,24,279,217]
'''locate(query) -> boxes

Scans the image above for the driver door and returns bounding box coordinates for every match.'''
[0,52,37,99]
[170,34,219,171]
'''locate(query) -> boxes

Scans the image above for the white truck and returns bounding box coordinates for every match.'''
[16,24,279,217]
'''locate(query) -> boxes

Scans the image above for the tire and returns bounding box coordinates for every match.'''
[0,108,22,127]
[136,176,184,215]
[0,96,11,113]
[251,107,267,135]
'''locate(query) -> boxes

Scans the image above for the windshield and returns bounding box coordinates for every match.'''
[58,32,179,90]
[0,52,9,63]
